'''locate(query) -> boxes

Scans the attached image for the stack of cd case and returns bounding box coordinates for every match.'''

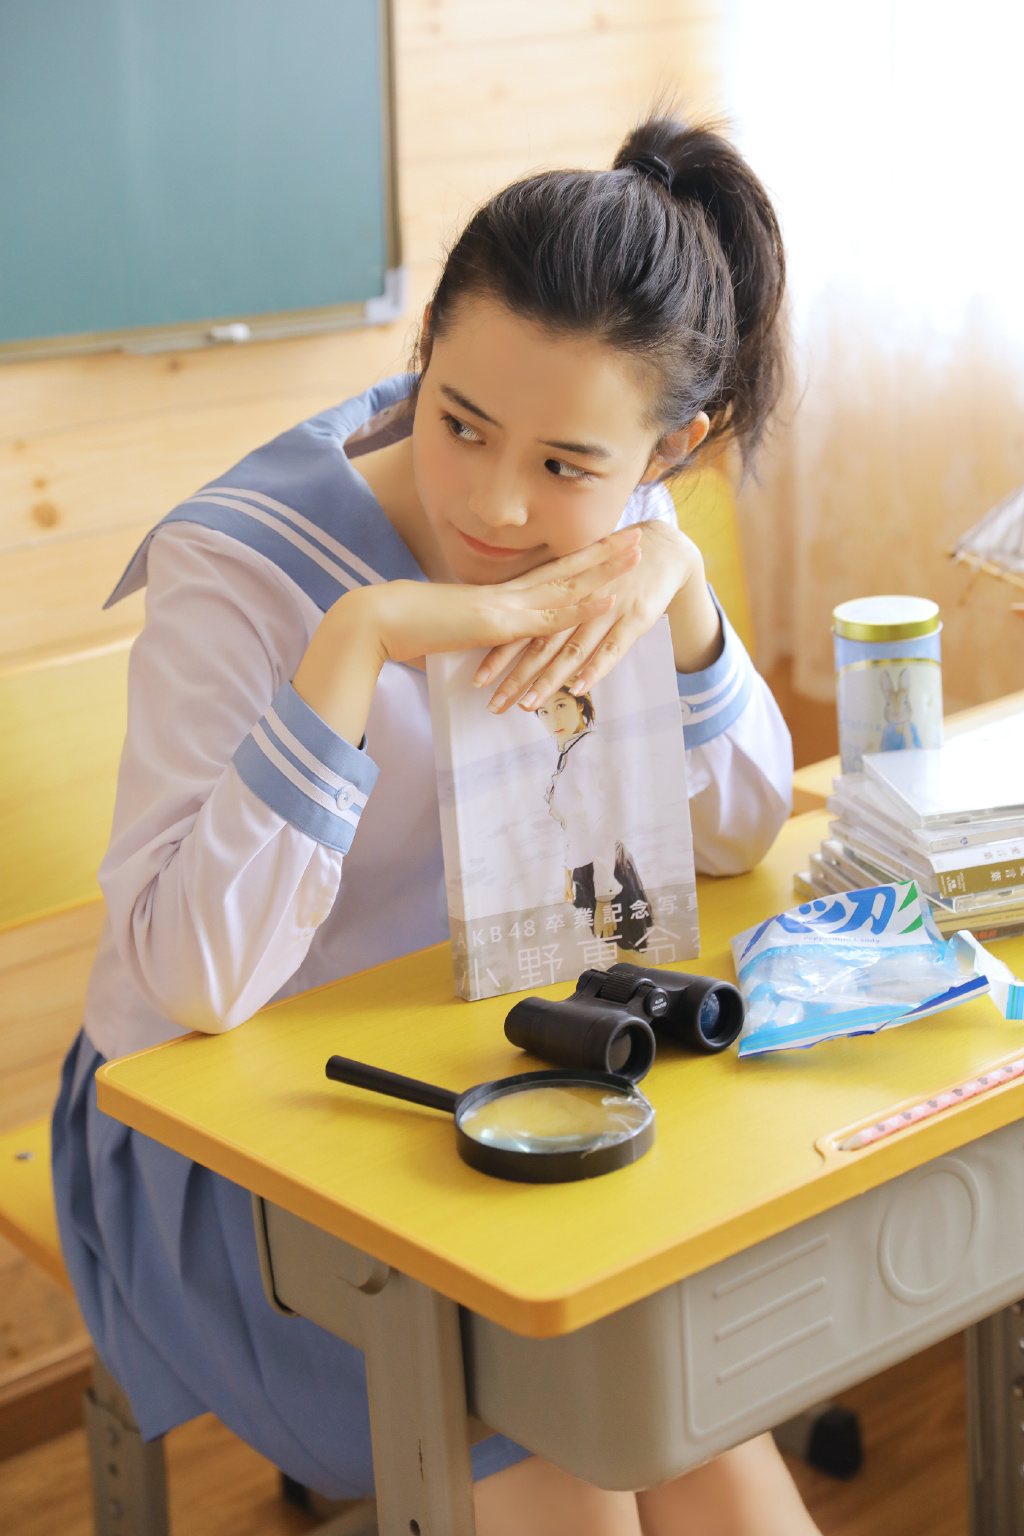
[796,712,1024,942]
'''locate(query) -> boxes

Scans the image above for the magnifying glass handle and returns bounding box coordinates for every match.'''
[325,1055,459,1115]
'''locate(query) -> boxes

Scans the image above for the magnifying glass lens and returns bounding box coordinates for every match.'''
[459,1083,653,1155]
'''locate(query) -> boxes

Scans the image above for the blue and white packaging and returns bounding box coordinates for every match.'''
[730,881,991,1057]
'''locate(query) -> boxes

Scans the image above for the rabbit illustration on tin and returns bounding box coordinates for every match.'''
[879,668,921,750]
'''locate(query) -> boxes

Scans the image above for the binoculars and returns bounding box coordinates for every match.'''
[504,962,746,1083]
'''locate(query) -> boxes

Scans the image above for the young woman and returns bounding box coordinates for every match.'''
[534,686,655,951]
[53,115,812,1534]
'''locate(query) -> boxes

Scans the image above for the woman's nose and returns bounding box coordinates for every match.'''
[467,469,528,528]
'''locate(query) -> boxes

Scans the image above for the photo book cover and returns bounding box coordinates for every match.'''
[427,618,700,1001]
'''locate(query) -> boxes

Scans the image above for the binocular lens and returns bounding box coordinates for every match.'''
[504,997,656,1083]
[699,991,720,1039]
[606,964,746,1054]
[696,985,744,1048]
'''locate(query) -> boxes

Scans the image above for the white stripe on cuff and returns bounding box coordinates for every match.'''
[679,656,750,724]
[677,653,741,709]
[263,704,369,808]
[250,722,361,828]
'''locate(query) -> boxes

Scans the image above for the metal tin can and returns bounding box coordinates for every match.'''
[832,596,943,774]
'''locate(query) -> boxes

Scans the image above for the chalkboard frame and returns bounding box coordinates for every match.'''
[0,0,403,364]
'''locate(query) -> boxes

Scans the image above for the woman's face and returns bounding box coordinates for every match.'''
[411,294,665,585]
[535,691,585,743]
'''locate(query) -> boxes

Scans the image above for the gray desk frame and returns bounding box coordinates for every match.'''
[251,1114,1024,1536]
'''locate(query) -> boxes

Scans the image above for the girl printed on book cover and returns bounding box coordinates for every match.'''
[535,687,655,953]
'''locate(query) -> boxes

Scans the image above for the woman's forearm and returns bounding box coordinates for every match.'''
[667,574,724,674]
[293,587,388,746]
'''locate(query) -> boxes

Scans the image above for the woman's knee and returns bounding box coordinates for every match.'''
[474,1454,642,1536]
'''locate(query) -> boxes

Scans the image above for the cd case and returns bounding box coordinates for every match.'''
[427,618,699,1001]
[863,712,1024,827]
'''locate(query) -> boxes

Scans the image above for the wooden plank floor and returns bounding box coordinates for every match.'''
[1,1333,966,1535]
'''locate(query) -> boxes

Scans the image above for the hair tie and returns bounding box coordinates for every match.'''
[625,152,675,195]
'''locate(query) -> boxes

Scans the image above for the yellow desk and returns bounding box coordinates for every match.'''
[97,811,1024,1535]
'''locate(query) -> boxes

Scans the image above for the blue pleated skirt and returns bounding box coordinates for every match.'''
[52,1028,531,1499]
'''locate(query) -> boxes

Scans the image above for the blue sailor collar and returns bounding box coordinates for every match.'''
[105,374,425,612]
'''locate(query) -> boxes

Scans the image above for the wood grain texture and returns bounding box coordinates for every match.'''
[0,1347,92,1464]
[395,25,719,168]
[0,1120,68,1289]
[399,0,719,52]
[786,1334,967,1536]
[0,646,129,926]
[96,812,1024,1337]
[0,1336,968,1535]
[0,1413,318,1535]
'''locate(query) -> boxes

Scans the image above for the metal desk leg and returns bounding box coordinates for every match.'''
[966,1300,1024,1535]
[360,1270,477,1536]
[253,1198,476,1536]
[84,1353,169,1536]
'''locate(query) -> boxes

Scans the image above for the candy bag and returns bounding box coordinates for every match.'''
[730,881,990,1057]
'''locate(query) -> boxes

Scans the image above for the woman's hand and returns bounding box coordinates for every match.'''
[293,528,641,745]
[473,520,723,713]
[564,869,575,904]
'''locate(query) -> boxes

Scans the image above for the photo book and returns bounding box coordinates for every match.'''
[427,618,700,1001]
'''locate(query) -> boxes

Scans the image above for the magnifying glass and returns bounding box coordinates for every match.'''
[325,1055,655,1183]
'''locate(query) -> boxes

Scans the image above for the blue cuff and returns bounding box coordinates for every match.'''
[677,589,755,749]
[232,682,379,853]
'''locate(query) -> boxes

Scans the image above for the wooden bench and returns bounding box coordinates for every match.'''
[0,639,176,1532]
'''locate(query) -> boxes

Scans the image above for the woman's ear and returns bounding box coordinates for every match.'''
[640,412,711,482]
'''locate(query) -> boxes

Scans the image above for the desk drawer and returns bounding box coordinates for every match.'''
[465,1118,1024,1489]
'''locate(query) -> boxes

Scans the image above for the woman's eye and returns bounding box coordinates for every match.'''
[544,457,593,482]
[443,412,482,444]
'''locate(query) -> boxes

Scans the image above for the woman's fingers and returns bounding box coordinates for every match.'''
[472,638,531,688]
[472,532,641,687]
[567,613,647,695]
[474,631,567,691]
[490,611,617,711]
[483,629,576,710]
[501,527,641,593]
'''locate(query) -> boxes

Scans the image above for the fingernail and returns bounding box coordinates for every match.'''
[519,689,538,708]
[487,693,507,713]
[570,678,586,695]
[472,670,490,687]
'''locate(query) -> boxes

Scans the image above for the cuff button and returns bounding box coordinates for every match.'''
[336,783,356,811]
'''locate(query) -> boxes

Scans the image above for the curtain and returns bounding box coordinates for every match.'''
[723,0,1024,710]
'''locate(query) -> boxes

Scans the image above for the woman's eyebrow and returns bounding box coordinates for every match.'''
[440,384,500,425]
[540,436,612,460]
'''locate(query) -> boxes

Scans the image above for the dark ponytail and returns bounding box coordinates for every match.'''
[422,114,786,470]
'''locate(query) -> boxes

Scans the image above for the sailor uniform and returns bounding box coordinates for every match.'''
[52,375,793,1497]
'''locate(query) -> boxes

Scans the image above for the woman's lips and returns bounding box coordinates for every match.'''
[456,528,533,560]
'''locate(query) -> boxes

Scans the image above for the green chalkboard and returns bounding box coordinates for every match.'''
[0,0,401,357]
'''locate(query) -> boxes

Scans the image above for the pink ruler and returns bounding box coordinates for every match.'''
[837,1054,1024,1152]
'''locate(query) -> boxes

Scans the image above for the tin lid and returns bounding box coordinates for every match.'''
[832,595,940,641]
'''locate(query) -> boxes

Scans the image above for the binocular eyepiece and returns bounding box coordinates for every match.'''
[504,962,745,1082]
